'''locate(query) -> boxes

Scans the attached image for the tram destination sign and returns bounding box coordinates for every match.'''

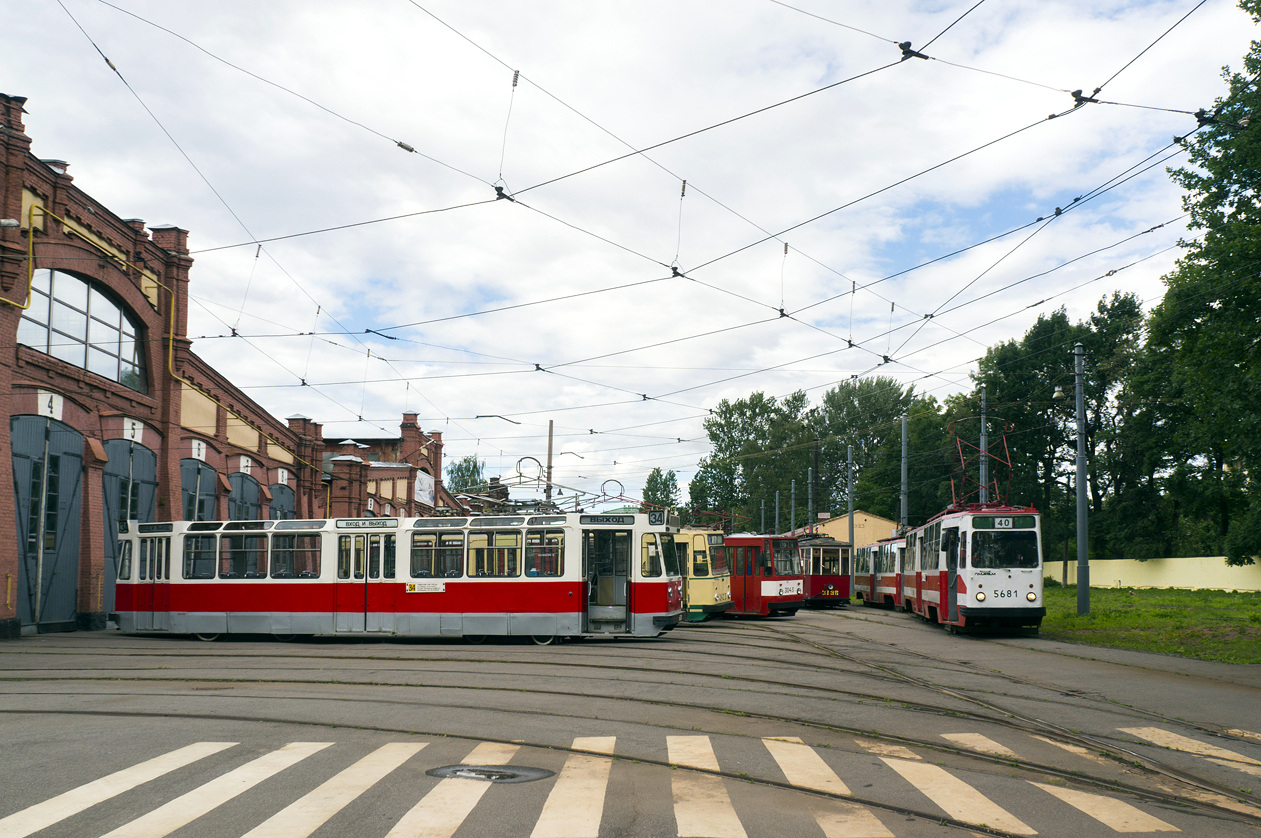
[581,515,635,526]
[406,582,445,593]
[336,518,399,529]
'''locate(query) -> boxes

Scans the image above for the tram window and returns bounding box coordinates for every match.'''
[118,540,132,580]
[383,534,396,578]
[773,541,800,576]
[691,548,709,578]
[640,534,663,577]
[338,535,367,579]
[411,531,464,578]
[468,530,520,577]
[661,534,679,576]
[272,534,321,578]
[183,535,216,579]
[368,535,382,579]
[582,529,630,581]
[711,545,729,575]
[971,531,1039,569]
[221,534,267,578]
[525,529,564,577]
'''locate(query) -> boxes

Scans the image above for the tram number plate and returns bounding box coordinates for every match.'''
[990,589,1018,599]
[406,582,446,593]
[994,517,1013,528]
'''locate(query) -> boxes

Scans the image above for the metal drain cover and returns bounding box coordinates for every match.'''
[426,764,555,784]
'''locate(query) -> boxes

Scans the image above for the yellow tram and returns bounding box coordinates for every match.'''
[674,528,733,622]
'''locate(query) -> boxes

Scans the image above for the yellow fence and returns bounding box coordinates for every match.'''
[1051,558,1261,592]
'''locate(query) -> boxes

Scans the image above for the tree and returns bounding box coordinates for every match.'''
[1148,6,1261,564]
[642,467,680,511]
[445,455,486,493]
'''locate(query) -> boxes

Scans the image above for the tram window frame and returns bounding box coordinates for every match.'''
[772,540,799,576]
[661,534,679,576]
[272,533,321,578]
[468,530,521,578]
[367,534,389,579]
[183,535,217,579]
[220,533,267,579]
[711,544,729,575]
[524,529,564,577]
[117,540,132,580]
[337,534,368,580]
[689,535,710,577]
[640,533,663,578]
[410,531,465,578]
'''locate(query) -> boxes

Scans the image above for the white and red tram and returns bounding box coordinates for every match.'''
[853,536,904,609]
[113,511,685,642]
[900,503,1045,631]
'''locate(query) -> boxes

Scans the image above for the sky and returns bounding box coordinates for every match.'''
[5,0,1257,509]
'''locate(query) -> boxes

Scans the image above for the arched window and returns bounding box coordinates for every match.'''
[228,472,261,520]
[16,268,148,393]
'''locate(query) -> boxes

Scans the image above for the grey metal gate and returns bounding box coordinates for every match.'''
[11,416,83,632]
[102,439,157,613]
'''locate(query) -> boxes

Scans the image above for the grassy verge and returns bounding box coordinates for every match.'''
[1039,583,1261,664]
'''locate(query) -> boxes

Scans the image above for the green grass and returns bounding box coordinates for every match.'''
[1039,583,1261,664]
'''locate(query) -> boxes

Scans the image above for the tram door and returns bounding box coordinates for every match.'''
[335,533,396,633]
[134,536,171,631]
[583,528,630,632]
[944,527,960,623]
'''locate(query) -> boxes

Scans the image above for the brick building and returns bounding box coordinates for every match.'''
[0,94,458,639]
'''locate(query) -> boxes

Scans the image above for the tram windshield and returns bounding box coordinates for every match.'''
[711,545,729,575]
[661,534,680,576]
[971,531,1039,569]
[771,539,801,575]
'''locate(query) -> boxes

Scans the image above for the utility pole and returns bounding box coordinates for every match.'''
[979,387,989,504]
[545,420,554,504]
[1075,343,1090,615]
[899,414,908,533]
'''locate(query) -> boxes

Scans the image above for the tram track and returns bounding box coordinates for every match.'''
[750,613,1261,822]
[5,630,1261,830]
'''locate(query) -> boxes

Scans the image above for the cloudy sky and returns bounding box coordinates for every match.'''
[6,1,1256,507]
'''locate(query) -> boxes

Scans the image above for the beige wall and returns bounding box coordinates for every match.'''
[1053,557,1261,592]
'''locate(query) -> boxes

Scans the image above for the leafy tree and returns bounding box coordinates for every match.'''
[642,467,680,511]
[445,454,486,493]
[1147,7,1261,564]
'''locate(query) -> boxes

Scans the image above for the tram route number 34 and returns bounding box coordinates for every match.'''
[406,582,445,593]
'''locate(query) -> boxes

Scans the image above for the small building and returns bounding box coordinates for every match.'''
[814,510,900,547]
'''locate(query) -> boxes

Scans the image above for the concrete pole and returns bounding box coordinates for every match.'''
[1075,343,1090,615]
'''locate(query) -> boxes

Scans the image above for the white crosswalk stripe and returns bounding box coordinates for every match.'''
[385,741,519,838]
[880,756,1037,835]
[0,731,1225,837]
[100,742,333,838]
[0,741,236,838]
[1031,782,1179,833]
[1120,727,1261,768]
[242,742,426,838]
[531,737,616,838]
[668,735,747,838]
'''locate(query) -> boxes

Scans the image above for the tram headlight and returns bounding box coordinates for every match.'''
[975,592,986,602]
[1027,591,1037,602]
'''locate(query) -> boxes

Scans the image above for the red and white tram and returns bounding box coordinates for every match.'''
[722,533,804,617]
[900,504,1044,631]
[113,511,685,642]
[853,536,904,608]
[797,534,851,607]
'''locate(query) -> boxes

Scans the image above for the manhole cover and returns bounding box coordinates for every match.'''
[426,764,556,784]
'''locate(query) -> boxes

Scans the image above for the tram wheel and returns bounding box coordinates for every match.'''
[464,634,487,645]
[192,632,220,642]
[272,633,296,642]
[530,635,556,646]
